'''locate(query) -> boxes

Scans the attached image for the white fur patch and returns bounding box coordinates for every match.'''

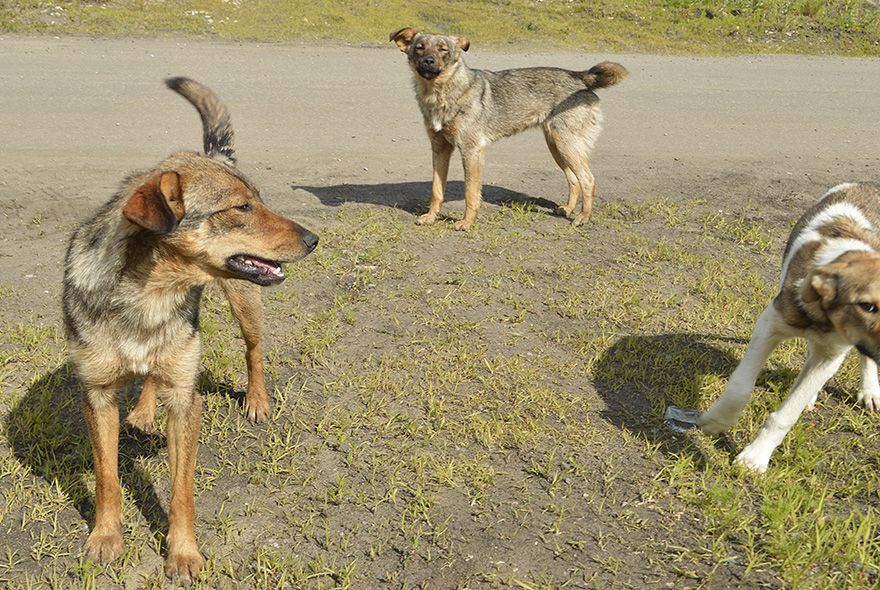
[814,237,875,267]
[781,200,874,283]
[821,182,858,199]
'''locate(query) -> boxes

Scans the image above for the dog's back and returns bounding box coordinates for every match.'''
[441,62,628,141]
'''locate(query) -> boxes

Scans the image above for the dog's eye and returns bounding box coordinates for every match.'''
[858,302,878,313]
[234,203,253,212]
[439,47,449,53]
[415,44,424,51]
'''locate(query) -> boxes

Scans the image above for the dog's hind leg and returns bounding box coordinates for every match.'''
[699,305,789,435]
[857,354,880,411]
[546,125,596,227]
[82,385,124,563]
[220,279,270,423]
[544,128,580,219]
[571,159,596,227]
[125,375,158,432]
[455,146,485,231]
[736,341,847,473]
[417,132,454,226]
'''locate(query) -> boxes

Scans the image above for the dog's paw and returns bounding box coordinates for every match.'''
[734,445,770,474]
[572,212,592,227]
[416,212,437,225]
[806,391,819,412]
[125,406,156,432]
[165,545,205,587]
[453,219,472,231]
[554,205,572,218]
[697,412,735,436]
[84,528,124,564]
[245,396,271,423]
[858,387,880,412]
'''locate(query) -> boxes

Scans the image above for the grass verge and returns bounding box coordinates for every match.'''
[1,0,879,56]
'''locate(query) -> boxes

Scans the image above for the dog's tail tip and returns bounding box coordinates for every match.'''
[165,76,193,92]
[580,61,628,90]
[164,76,237,165]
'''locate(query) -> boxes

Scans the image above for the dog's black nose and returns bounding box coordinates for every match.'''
[422,55,435,66]
[303,231,319,253]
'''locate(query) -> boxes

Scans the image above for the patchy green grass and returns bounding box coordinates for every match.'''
[1,0,879,55]
[1,185,880,588]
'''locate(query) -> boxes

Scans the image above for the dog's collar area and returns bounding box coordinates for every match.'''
[226,254,285,286]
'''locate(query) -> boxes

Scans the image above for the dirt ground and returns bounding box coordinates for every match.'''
[1,36,879,589]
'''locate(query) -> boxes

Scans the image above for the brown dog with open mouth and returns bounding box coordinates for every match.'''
[391,27,627,230]
[62,77,317,584]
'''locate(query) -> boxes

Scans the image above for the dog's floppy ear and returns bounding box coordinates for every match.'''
[123,171,185,233]
[802,266,839,310]
[455,36,470,52]
[390,27,417,52]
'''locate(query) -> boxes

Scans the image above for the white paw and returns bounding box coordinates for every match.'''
[735,445,770,474]
[697,411,736,435]
[806,392,819,411]
[858,388,880,412]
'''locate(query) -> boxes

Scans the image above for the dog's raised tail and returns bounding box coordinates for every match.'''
[577,61,628,90]
[166,77,237,165]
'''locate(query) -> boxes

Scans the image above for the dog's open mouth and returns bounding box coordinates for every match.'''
[226,254,286,286]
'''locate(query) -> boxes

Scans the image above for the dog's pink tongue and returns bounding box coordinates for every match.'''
[243,256,283,278]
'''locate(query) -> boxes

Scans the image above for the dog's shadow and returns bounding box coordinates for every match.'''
[292,180,559,216]
[591,333,797,457]
[4,364,243,549]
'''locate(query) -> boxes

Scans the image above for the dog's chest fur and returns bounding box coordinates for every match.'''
[63,204,203,377]
[775,183,880,327]
[414,68,478,136]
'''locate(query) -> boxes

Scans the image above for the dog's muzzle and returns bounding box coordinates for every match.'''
[416,57,442,80]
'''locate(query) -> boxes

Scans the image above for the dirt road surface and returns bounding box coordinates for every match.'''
[1,35,879,589]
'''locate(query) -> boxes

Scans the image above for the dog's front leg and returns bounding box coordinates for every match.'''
[164,388,204,585]
[699,305,787,434]
[220,279,269,422]
[418,132,454,226]
[736,344,847,473]
[455,146,485,231]
[858,355,880,411]
[82,385,124,563]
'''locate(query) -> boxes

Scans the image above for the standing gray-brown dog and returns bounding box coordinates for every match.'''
[390,27,627,230]
[63,78,317,584]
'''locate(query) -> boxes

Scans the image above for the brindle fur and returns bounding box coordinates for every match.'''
[62,78,318,584]
[390,27,627,230]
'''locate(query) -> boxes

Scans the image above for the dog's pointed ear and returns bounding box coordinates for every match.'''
[802,267,839,309]
[390,27,417,52]
[455,36,470,52]
[123,171,185,233]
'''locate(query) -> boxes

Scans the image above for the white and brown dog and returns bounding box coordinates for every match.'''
[699,182,880,473]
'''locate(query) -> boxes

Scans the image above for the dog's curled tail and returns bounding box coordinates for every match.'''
[577,61,628,90]
[166,77,237,165]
